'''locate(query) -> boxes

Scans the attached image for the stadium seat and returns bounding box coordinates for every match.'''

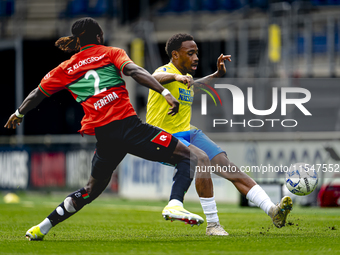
[201,0,220,11]
[0,0,14,17]
[64,0,89,17]
[311,0,327,5]
[87,0,116,17]
[251,0,269,9]
[297,35,304,54]
[219,0,243,11]
[297,29,339,54]
[62,0,115,18]
[326,0,340,5]
[313,35,327,53]
[158,0,195,13]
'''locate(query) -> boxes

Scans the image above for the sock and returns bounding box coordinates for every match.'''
[169,158,194,202]
[167,199,183,207]
[246,184,275,216]
[199,196,219,223]
[37,218,52,235]
[47,188,92,226]
[47,200,76,227]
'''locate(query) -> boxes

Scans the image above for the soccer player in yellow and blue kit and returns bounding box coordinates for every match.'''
[147,33,293,235]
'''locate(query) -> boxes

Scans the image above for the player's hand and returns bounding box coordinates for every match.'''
[174,74,194,89]
[4,113,23,129]
[164,94,179,116]
[216,54,231,77]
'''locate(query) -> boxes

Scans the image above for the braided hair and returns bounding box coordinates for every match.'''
[165,33,194,59]
[55,17,103,52]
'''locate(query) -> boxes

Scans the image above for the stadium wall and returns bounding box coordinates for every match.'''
[118,136,340,203]
[0,142,118,193]
[1,134,339,203]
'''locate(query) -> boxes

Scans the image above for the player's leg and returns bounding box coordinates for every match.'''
[126,119,203,225]
[191,128,292,228]
[166,139,198,204]
[210,152,257,195]
[190,129,232,234]
[159,140,204,226]
[191,129,276,215]
[170,131,215,200]
[25,175,113,241]
[211,152,293,228]
[190,145,213,198]
[26,126,127,241]
[173,130,227,234]
[190,144,228,236]
[211,152,273,210]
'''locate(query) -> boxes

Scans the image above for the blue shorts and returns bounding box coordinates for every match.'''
[173,129,225,160]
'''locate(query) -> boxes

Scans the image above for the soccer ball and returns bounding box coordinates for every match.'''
[285,163,318,196]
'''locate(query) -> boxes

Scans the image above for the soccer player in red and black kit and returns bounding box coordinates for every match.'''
[4,17,204,241]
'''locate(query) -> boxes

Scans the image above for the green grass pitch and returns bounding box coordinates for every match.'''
[0,193,339,255]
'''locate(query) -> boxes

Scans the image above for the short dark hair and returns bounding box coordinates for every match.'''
[165,33,194,58]
[55,17,103,52]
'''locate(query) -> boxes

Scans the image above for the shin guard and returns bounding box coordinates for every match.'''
[47,188,92,226]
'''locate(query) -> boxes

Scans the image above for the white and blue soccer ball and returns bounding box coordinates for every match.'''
[285,163,318,196]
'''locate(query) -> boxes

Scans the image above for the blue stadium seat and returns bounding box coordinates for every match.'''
[88,0,115,17]
[62,0,116,18]
[65,0,89,17]
[313,35,327,53]
[0,0,14,17]
[311,0,327,5]
[297,35,304,54]
[251,0,268,9]
[201,0,220,11]
[158,0,269,13]
[297,30,339,54]
[219,0,243,11]
[158,0,194,13]
[326,0,340,5]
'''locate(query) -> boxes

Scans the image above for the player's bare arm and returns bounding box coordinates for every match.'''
[215,54,232,77]
[152,54,231,92]
[4,88,47,129]
[153,72,194,87]
[193,54,231,91]
[123,62,179,115]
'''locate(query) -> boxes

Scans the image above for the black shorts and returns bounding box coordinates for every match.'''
[91,115,178,180]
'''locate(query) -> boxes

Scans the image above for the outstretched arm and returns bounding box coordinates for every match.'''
[152,54,231,91]
[4,87,47,129]
[153,72,194,87]
[193,54,231,90]
[123,62,179,116]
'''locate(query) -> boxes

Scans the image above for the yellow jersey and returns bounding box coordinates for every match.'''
[146,62,194,134]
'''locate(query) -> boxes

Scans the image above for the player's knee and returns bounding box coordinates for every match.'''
[197,151,210,167]
[91,154,115,180]
[213,153,236,172]
[177,145,198,167]
[172,141,194,162]
[195,157,211,178]
[189,151,198,166]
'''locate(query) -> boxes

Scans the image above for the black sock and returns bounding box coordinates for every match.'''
[47,188,91,226]
[169,158,194,202]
